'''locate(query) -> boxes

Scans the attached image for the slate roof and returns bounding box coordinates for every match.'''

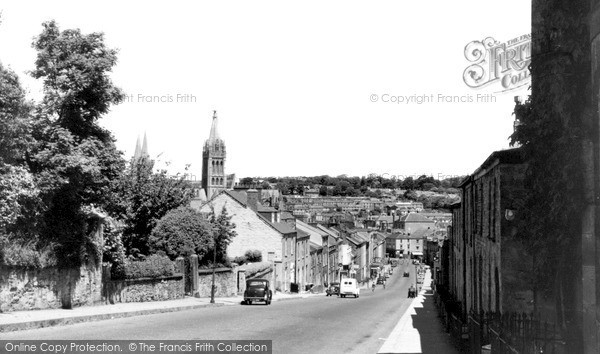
[399,213,435,223]
[224,190,248,206]
[270,222,296,235]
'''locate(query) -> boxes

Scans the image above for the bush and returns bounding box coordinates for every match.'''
[0,236,57,268]
[232,255,247,265]
[244,249,262,262]
[149,206,214,260]
[240,261,271,278]
[120,254,175,279]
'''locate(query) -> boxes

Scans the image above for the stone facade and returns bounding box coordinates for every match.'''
[448,148,532,317]
[0,263,102,312]
[197,192,283,262]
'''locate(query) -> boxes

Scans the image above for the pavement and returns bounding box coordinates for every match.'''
[0,291,321,333]
[378,269,460,354]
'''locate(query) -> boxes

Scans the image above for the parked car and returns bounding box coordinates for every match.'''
[243,279,272,305]
[377,277,385,284]
[339,278,360,298]
[326,282,340,296]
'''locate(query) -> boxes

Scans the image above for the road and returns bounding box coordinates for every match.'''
[1,262,420,354]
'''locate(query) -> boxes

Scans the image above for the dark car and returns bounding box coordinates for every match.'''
[326,282,340,296]
[403,271,409,277]
[243,279,272,305]
[376,277,385,284]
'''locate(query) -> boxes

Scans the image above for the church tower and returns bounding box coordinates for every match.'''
[202,110,227,199]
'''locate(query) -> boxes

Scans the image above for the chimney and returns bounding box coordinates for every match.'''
[247,189,259,211]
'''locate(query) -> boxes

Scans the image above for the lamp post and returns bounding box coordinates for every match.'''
[210,230,218,304]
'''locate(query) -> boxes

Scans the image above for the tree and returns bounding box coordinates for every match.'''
[207,206,237,266]
[318,185,328,196]
[244,249,262,262]
[22,21,126,266]
[240,177,254,185]
[107,157,194,257]
[0,63,38,233]
[0,63,33,166]
[401,177,415,190]
[149,206,214,260]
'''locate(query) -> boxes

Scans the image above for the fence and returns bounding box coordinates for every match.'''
[468,310,566,354]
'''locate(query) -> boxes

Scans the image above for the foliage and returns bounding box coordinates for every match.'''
[205,206,237,266]
[244,249,262,262]
[231,255,247,265]
[0,234,56,268]
[0,63,40,236]
[0,164,39,230]
[118,254,175,280]
[149,206,214,260]
[19,20,127,267]
[0,62,33,166]
[31,21,123,142]
[263,174,466,197]
[102,218,126,278]
[511,96,585,292]
[107,157,194,257]
[239,261,272,279]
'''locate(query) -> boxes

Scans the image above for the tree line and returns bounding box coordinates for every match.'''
[240,174,465,197]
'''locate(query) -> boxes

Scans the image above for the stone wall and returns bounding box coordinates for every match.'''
[197,268,237,297]
[0,264,102,312]
[103,275,184,304]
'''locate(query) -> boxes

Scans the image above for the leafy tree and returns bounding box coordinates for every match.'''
[239,177,254,185]
[0,63,33,166]
[20,20,126,267]
[401,177,415,190]
[149,206,214,260]
[207,206,237,266]
[0,63,40,236]
[244,249,262,262]
[318,185,328,196]
[107,157,194,257]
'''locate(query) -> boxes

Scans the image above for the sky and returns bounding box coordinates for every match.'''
[0,1,531,181]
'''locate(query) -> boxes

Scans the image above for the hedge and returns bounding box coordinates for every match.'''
[239,261,271,278]
[121,254,175,279]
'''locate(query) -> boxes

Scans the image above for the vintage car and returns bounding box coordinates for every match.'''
[326,282,340,296]
[243,279,272,305]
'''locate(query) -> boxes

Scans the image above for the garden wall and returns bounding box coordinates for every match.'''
[0,263,102,312]
[197,267,238,297]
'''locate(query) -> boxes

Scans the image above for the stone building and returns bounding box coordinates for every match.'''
[448,148,531,316]
[395,213,435,234]
[196,190,282,264]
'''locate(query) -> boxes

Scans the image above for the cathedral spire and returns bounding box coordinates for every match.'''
[133,135,141,160]
[141,132,149,157]
[209,110,219,143]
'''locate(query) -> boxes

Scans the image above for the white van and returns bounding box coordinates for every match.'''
[339,278,360,298]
